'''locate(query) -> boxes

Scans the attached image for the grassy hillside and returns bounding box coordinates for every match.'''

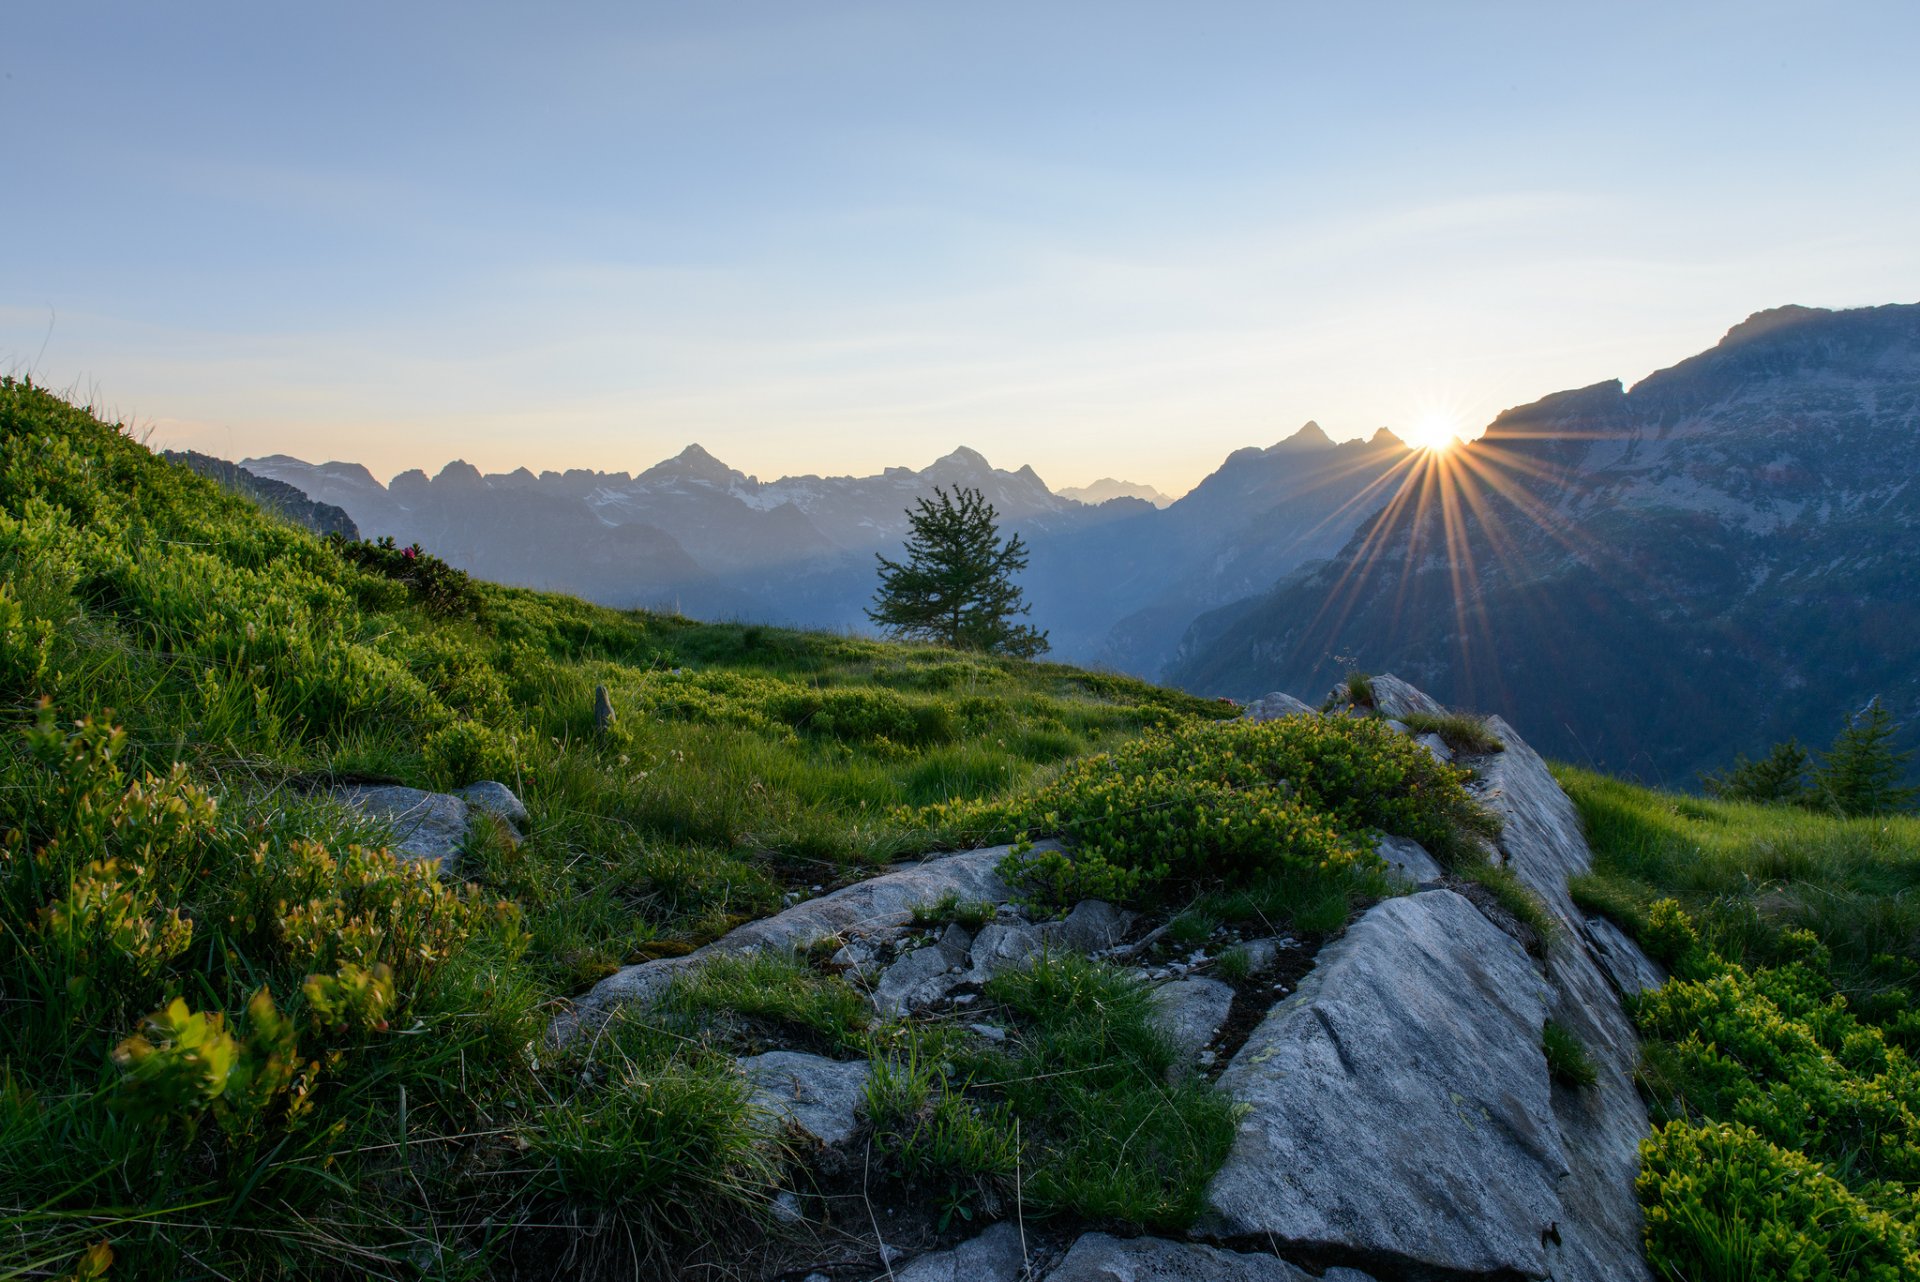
[1560,768,1920,1279]
[0,379,1267,1278]
[5,378,1524,1282]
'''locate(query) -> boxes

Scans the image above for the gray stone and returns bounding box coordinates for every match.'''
[740,1051,870,1147]
[1234,935,1294,973]
[938,921,976,959]
[1383,718,1412,735]
[1202,891,1564,1278]
[1373,834,1443,884]
[1242,691,1316,723]
[895,1221,1026,1282]
[1463,703,1655,1281]
[1048,899,1135,952]
[966,919,1047,982]
[1585,915,1667,997]
[873,943,967,1016]
[554,842,1039,1043]
[1362,673,1447,720]
[1048,1232,1325,1281]
[455,780,528,830]
[1148,976,1235,1065]
[1413,732,1453,764]
[333,784,470,871]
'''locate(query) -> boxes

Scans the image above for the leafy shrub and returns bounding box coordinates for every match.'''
[1639,1120,1919,1281]
[954,714,1497,907]
[422,718,515,788]
[327,533,484,620]
[0,705,534,1272]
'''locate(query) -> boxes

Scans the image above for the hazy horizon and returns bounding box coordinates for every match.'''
[6,2,1919,494]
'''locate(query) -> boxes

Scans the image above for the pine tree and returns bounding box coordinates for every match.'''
[1814,697,1917,817]
[867,485,1049,658]
[1701,739,1811,805]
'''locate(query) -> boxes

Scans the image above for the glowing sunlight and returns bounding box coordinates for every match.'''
[1405,414,1465,453]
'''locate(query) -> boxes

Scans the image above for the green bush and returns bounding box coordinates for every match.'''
[422,718,516,788]
[1639,1120,1919,1281]
[940,713,1498,907]
[328,533,484,620]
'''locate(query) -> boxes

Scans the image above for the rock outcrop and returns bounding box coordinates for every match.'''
[553,843,1037,1042]
[546,675,1660,1282]
[332,779,528,870]
[1203,891,1564,1276]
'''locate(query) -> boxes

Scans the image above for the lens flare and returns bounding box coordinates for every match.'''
[1406,414,1463,452]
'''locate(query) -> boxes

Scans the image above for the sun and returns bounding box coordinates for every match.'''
[1406,413,1464,453]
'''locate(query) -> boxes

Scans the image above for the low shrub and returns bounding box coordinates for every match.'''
[327,533,484,620]
[1639,1119,1919,1281]
[948,714,1498,908]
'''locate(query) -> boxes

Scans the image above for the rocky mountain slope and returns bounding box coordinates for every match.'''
[554,674,1661,1281]
[1171,303,1920,784]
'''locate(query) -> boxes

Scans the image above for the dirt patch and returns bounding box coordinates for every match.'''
[1205,933,1332,1073]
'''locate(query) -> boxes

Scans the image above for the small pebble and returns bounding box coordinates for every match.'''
[969,1023,1008,1042]
[772,1191,804,1224]
[951,993,978,1006]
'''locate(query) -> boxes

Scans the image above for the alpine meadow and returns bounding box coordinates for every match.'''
[7,6,1920,1280]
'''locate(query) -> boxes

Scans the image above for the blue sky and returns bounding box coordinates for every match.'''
[5,2,1917,494]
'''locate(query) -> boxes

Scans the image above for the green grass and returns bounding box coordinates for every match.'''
[1557,764,1920,1279]
[0,380,1237,1280]
[658,952,872,1056]
[861,954,1241,1233]
[1558,765,1920,1016]
[1399,709,1506,755]
[1541,1018,1598,1089]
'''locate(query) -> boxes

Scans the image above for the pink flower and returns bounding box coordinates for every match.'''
[403,546,418,559]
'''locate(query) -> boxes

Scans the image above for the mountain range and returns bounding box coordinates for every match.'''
[244,426,1410,672]
[1169,303,1920,783]
[236,301,1919,786]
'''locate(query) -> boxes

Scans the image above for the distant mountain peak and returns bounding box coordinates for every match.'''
[1058,477,1175,508]
[434,460,485,488]
[931,445,992,472]
[1271,421,1334,451]
[640,443,746,487]
[1369,427,1406,449]
[1720,304,1829,348]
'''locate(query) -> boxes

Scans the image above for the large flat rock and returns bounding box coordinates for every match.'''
[1202,890,1564,1277]
[551,843,1037,1042]
[1472,715,1657,1282]
[739,1050,869,1147]
[333,784,470,870]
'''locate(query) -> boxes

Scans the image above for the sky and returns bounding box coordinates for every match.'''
[5,3,1919,497]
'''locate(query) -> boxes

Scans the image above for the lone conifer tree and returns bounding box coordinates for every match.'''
[1815,697,1917,817]
[868,485,1049,658]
